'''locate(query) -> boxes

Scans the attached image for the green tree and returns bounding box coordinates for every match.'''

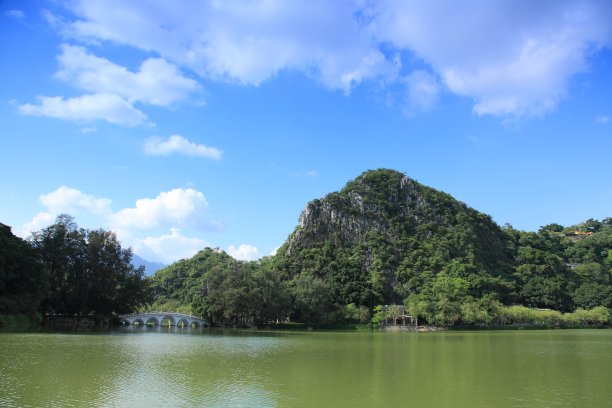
[290,272,334,325]
[86,229,151,318]
[0,223,45,314]
[30,215,150,318]
[30,215,88,315]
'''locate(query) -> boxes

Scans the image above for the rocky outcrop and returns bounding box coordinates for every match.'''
[278,169,513,305]
[287,170,461,253]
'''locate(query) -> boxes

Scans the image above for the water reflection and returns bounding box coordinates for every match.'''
[1,329,610,407]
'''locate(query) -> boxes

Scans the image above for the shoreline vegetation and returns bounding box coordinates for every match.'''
[1,170,611,331]
[1,312,609,332]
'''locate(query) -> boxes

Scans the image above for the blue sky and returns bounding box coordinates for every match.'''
[1,1,611,264]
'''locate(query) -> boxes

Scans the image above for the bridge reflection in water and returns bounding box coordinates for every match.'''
[119,311,208,328]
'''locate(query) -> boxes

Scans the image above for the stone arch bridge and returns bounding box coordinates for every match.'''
[119,311,208,328]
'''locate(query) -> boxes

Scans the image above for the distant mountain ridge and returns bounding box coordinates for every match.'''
[132,254,165,276]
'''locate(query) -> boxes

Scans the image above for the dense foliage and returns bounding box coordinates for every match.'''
[148,169,610,327]
[0,215,151,322]
[2,170,610,328]
[150,249,290,325]
[0,223,45,315]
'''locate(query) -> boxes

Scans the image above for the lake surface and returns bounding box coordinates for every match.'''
[1,327,610,407]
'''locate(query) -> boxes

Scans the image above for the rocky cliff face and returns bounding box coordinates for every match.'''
[288,170,463,252]
[278,169,512,305]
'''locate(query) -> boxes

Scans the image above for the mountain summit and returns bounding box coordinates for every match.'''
[276,169,513,306]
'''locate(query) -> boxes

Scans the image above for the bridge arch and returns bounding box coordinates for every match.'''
[160,315,176,326]
[146,317,159,326]
[118,312,207,328]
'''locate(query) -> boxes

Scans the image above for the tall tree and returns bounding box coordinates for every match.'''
[30,215,151,318]
[0,223,45,314]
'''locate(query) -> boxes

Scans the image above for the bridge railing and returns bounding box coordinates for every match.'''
[119,311,204,320]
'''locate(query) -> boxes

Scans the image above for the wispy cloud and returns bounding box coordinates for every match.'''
[144,135,222,160]
[56,0,612,118]
[60,1,396,93]
[402,70,441,115]
[56,44,200,106]
[19,44,199,127]
[19,93,148,127]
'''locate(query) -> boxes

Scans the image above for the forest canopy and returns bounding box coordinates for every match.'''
[2,170,610,327]
[0,215,151,322]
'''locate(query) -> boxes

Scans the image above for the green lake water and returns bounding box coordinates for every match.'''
[0,328,610,407]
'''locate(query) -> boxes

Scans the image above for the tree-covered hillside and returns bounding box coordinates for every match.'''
[148,169,610,326]
[276,169,514,308]
[3,170,609,328]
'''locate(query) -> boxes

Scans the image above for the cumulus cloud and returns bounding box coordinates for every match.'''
[17,186,222,263]
[40,185,112,215]
[227,244,261,261]
[61,0,396,92]
[18,186,111,237]
[18,44,198,126]
[56,44,200,106]
[373,1,612,116]
[144,135,222,159]
[18,212,56,238]
[19,93,148,126]
[109,188,208,230]
[56,0,611,118]
[132,228,208,264]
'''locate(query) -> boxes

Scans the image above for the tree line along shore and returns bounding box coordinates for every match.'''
[1,170,611,329]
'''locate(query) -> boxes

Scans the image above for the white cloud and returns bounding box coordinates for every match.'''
[227,244,261,261]
[18,44,198,127]
[61,0,396,93]
[109,188,208,230]
[17,186,112,237]
[373,1,612,117]
[18,212,56,238]
[19,93,148,126]
[144,135,222,159]
[17,186,221,263]
[40,185,112,215]
[57,0,612,117]
[402,70,441,114]
[56,44,200,106]
[133,228,208,264]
